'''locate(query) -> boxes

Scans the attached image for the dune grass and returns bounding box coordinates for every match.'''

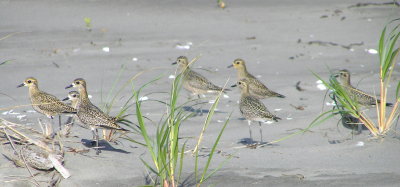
[127,57,230,187]
[312,20,400,137]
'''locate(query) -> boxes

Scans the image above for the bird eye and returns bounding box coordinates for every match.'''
[236,62,240,64]
[75,81,80,85]
[72,94,76,97]
[27,80,32,83]
[238,82,242,85]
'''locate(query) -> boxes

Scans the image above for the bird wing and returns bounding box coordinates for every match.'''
[347,86,377,105]
[185,70,223,91]
[32,92,76,114]
[78,104,123,130]
[240,96,275,119]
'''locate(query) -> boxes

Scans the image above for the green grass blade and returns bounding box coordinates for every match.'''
[396,81,400,99]
[199,112,231,184]
[140,158,159,176]
[202,153,234,182]
[270,109,340,144]
[379,25,387,65]
[177,141,187,184]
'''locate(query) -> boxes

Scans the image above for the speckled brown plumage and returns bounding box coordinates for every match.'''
[335,69,393,107]
[66,78,128,154]
[235,79,280,143]
[18,77,76,118]
[65,78,127,131]
[229,58,285,99]
[173,56,228,95]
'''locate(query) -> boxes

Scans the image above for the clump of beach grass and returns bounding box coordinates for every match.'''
[312,19,400,137]
[127,57,231,187]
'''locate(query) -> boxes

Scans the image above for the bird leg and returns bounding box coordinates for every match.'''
[259,122,263,143]
[94,129,101,155]
[58,115,62,131]
[248,120,253,143]
[197,94,203,116]
[356,123,362,135]
[91,128,97,140]
[48,116,56,138]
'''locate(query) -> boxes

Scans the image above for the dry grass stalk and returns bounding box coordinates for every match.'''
[1,118,71,179]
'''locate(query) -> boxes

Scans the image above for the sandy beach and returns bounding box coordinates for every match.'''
[1,0,400,186]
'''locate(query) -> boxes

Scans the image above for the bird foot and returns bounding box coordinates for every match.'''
[95,148,101,155]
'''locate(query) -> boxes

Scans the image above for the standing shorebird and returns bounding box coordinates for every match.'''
[65,78,128,155]
[234,79,281,144]
[17,77,76,132]
[172,56,228,96]
[63,91,80,109]
[62,91,86,129]
[62,91,119,129]
[334,69,393,107]
[172,56,229,114]
[228,58,285,99]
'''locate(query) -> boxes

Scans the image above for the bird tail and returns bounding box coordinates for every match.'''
[377,100,393,107]
[117,127,130,132]
[273,116,281,122]
[222,88,231,93]
[99,124,130,132]
[62,111,77,114]
[276,93,285,98]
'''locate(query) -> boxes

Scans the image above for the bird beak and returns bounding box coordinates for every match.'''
[231,84,237,87]
[65,84,73,89]
[333,73,339,78]
[227,64,233,68]
[171,62,177,65]
[17,83,25,88]
[62,97,69,101]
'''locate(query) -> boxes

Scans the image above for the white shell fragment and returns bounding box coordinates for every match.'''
[17,115,27,121]
[223,94,229,98]
[102,47,110,52]
[326,101,336,106]
[175,42,192,50]
[168,75,176,79]
[316,80,327,90]
[356,141,365,147]
[132,57,138,61]
[366,49,378,54]
[2,110,20,115]
[139,96,149,101]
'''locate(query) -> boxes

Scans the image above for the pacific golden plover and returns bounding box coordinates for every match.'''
[228,58,285,99]
[17,77,76,131]
[334,69,393,107]
[62,91,119,129]
[65,78,128,154]
[172,56,229,115]
[173,56,229,96]
[234,79,281,143]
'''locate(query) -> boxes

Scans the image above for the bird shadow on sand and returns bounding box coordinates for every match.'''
[81,139,130,154]
[182,106,227,116]
[237,138,279,149]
